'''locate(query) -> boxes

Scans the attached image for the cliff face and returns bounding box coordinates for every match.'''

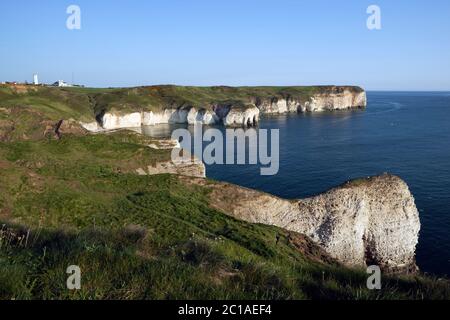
[80,86,366,131]
[220,105,260,127]
[192,174,420,272]
[82,105,259,131]
[256,87,367,113]
[303,88,367,112]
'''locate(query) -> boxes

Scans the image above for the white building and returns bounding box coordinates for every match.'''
[52,80,72,87]
[33,74,39,85]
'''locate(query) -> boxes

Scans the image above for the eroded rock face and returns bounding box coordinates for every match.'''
[102,112,142,129]
[82,104,259,131]
[293,175,419,271]
[80,86,367,130]
[136,149,206,178]
[256,98,293,114]
[303,89,367,112]
[141,107,218,126]
[200,174,420,272]
[80,121,101,132]
[222,105,260,126]
[255,88,367,114]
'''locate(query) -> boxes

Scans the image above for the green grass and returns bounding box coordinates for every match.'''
[0,85,93,121]
[0,133,449,300]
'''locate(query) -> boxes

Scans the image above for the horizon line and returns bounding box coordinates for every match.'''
[1,81,449,92]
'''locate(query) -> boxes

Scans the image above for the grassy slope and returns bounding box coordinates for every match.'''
[0,85,449,300]
[0,133,449,300]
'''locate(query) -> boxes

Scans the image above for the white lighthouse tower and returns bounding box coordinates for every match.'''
[33,74,39,85]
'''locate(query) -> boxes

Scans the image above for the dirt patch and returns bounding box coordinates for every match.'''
[58,119,87,136]
[0,119,14,142]
[9,84,39,94]
[0,206,12,220]
[210,267,239,286]
[0,160,12,169]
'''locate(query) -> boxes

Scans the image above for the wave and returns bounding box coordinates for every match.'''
[366,101,403,116]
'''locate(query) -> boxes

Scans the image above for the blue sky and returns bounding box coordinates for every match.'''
[1,0,449,90]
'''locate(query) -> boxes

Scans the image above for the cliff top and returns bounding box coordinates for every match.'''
[0,83,364,117]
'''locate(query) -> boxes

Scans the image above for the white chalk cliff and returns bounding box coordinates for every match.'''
[81,87,366,131]
[200,174,420,272]
[303,89,366,112]
[255,88,367,113]
[81,105,259,131]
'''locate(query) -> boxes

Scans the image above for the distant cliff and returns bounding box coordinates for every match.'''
[0,83,365,131]
[79,85,366,131]
[254,86,366,114]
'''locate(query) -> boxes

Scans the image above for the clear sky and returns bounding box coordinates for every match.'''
[1,0,449,90]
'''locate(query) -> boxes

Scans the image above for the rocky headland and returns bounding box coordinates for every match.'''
[79,85,366,131]
[188,174,420,272]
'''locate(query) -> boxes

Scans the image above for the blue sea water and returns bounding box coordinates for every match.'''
[142,92,450,276]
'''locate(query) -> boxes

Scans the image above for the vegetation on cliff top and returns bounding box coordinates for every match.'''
[0,84,363,125]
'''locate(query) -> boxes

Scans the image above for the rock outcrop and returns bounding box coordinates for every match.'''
[190,174,420,272]
[255,87,367,113]
[302,88,367,112]
[136,152,206,178]
[220,104,260,127]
